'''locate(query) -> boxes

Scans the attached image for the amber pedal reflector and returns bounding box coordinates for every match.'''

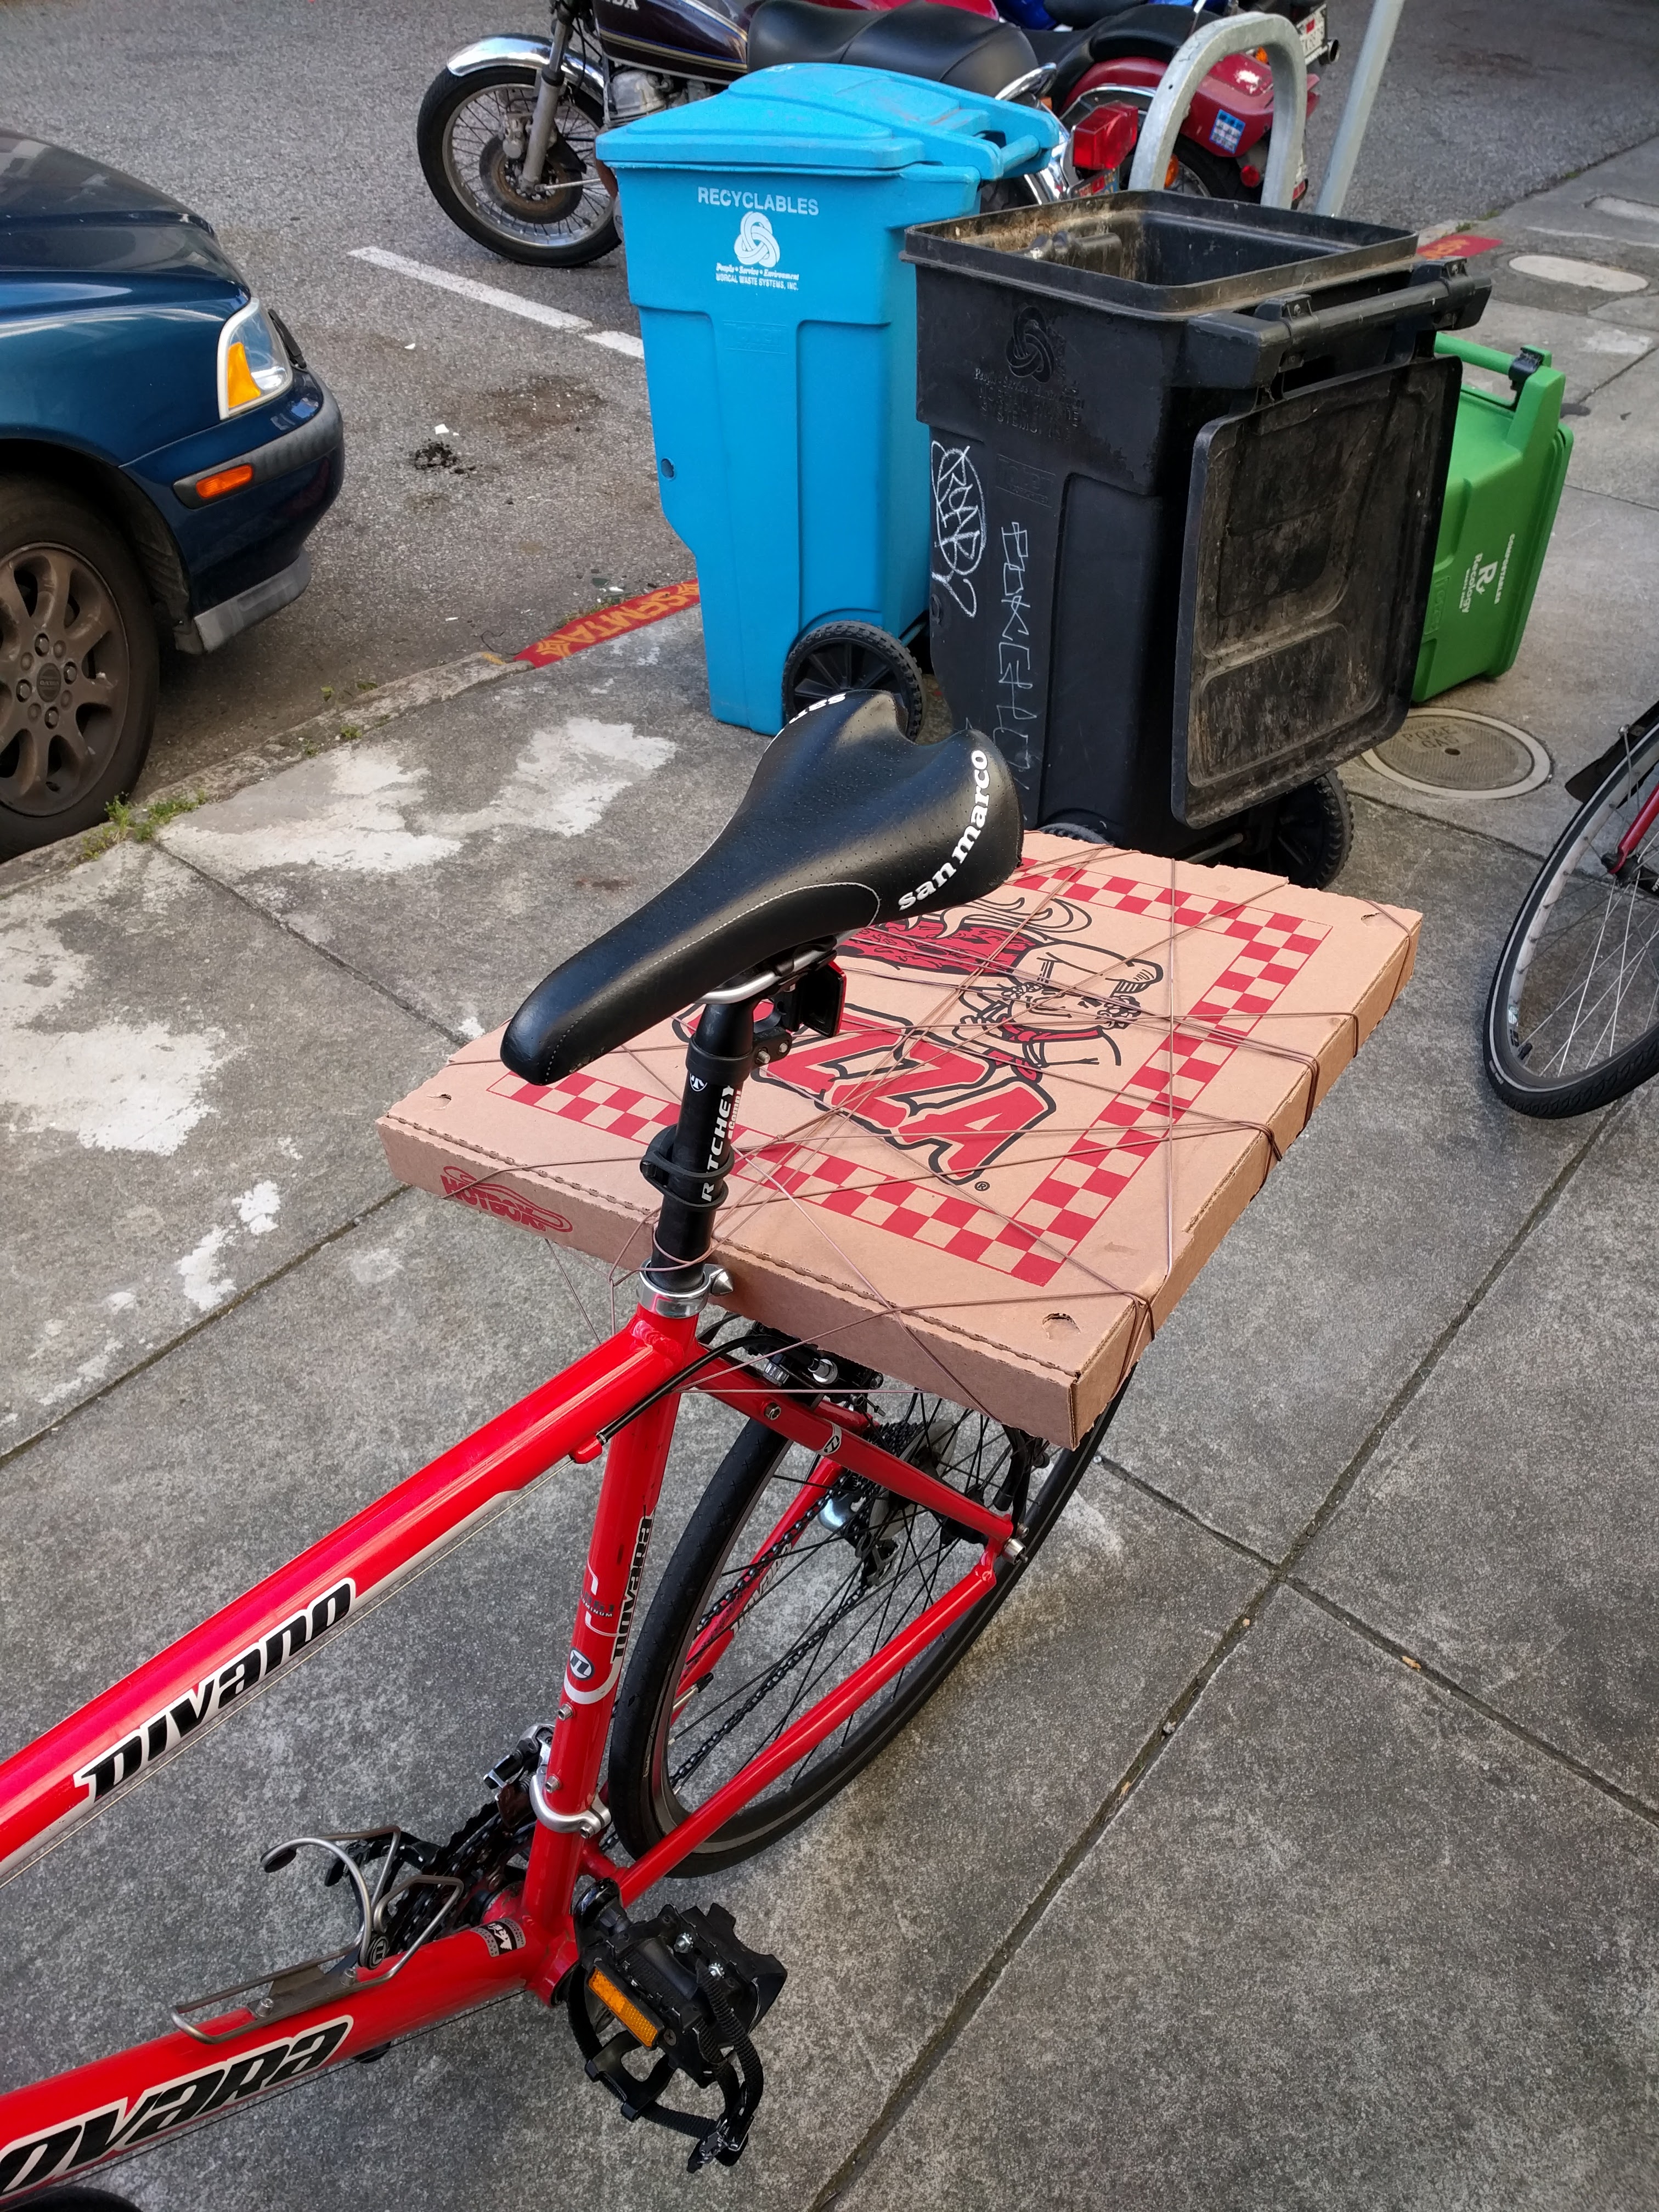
[197,462,255,501]
[589,1967,659,2047]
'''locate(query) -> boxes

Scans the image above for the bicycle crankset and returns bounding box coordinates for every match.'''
[566,1881,786,2171]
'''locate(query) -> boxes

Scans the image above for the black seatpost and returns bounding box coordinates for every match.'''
[640,996,758,1304]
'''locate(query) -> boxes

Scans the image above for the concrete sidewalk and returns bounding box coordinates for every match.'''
[7,151,1659,2212]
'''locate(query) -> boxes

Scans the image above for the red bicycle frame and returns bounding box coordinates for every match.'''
[0,1297,1015,2199]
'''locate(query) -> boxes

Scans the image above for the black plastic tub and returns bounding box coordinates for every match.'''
[905,194,1489,845]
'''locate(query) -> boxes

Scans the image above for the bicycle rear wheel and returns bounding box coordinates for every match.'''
[607,1384,1116,1875]
[1484,717,1659,1117]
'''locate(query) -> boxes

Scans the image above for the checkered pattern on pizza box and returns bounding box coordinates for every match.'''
[479,868,1327,1290]
[379,835,1419,1442]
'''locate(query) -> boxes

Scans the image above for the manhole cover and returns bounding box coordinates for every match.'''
[1363,709,1550,798]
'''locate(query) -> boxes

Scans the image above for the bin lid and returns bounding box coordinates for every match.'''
[600,65,1060,182]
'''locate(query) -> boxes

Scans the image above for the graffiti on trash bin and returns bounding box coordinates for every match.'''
[995,521,1039,775]
[930,442,985,618]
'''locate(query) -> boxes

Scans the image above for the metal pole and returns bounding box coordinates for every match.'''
[1312,0,1408,218]
[1126,12,1307,211]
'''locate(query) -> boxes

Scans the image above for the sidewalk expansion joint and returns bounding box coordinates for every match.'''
[1102,1457,1276,1571]
[1285,1577,1659,1834]
[160,841,474,1049]
[1350,781,1590,871]
[814,1099,1630,2204]
[806,1565,1272,2212]
[0,1186,409,1479]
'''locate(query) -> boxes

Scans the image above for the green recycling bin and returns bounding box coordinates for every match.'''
[1413,333,1573,703]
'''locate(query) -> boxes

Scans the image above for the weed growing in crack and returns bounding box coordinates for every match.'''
[80,791,205,860]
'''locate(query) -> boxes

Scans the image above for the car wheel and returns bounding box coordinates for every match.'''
[0,477,159,860]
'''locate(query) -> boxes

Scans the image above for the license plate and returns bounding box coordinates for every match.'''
[1298,6,1327,58]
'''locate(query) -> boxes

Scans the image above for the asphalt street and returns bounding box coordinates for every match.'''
[7,0,1659,797]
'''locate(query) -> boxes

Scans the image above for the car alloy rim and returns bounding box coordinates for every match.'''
[0,539,130,819]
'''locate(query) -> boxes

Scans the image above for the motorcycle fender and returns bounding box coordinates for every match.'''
[1068,52,1280,158]
[444,32,608,106]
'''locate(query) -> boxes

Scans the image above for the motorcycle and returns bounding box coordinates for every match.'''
[415,0,1333,266]
[1035,0,1334,205]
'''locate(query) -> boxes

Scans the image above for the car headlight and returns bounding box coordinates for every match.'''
[217,298,292,419]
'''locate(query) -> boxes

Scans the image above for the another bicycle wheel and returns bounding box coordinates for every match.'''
[1485,714,1659,1118]
[608,1383,1114,1874]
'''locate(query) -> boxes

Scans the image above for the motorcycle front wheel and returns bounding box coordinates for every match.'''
[416,62,619,267]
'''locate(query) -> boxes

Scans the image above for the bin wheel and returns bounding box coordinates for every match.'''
[1263,771,1353,890]
[782,623,926,740]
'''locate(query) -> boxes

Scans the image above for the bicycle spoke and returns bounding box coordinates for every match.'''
[657,1403,1023,1824]
[1502,748,1659,1098]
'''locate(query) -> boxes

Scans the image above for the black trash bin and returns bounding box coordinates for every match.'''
[906,193,1489,873]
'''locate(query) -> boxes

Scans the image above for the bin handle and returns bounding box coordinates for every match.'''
[1433,331,1554,392]
[1126,11,1306,210]
[1232,263,1487,354]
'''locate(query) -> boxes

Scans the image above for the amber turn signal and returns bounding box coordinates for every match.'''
[195,462,255,501]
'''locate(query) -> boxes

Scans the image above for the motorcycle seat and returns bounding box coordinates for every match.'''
[746,0,1040,101]
[1046,4,1201,108]
[1040,0,1166,27]
[501,695,1022,1085]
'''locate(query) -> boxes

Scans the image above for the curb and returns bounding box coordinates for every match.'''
[0,650,526,902]
[0,579,704,904]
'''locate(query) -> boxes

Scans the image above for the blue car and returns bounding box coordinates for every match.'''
[0,130,343,856]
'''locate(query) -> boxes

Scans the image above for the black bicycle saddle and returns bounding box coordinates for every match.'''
[747,0,1039,99]
[502,694,1022,1085]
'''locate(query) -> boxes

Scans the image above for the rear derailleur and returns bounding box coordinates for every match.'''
[565,1878,786,2172]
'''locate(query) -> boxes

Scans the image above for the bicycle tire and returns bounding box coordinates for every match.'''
[1483,719,1659,1118]
[607,1385,1121,1875]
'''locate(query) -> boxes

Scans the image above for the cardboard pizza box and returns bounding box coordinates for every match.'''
[379,833,1419,1444]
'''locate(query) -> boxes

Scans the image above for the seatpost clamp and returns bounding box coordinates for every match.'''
[639,1262,733,1319]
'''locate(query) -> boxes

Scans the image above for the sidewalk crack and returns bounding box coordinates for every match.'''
[0,1186,409,1475]
[812,1092,1631,2204]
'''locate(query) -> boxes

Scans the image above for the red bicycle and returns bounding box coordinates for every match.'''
[1,697,1124,2201]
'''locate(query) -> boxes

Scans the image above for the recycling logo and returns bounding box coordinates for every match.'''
[735,211,781,269]
[1006,303,1058,382]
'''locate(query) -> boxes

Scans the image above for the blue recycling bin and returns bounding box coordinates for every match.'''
[601,67,1062,733]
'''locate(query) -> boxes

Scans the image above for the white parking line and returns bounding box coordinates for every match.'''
[350,246,643,359]
[583,328,646,359]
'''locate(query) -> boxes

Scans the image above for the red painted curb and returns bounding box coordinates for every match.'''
[1417,233,1503,262]
[516,579,700,668]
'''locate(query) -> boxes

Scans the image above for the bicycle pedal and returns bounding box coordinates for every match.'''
[566,1881,785,2172]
